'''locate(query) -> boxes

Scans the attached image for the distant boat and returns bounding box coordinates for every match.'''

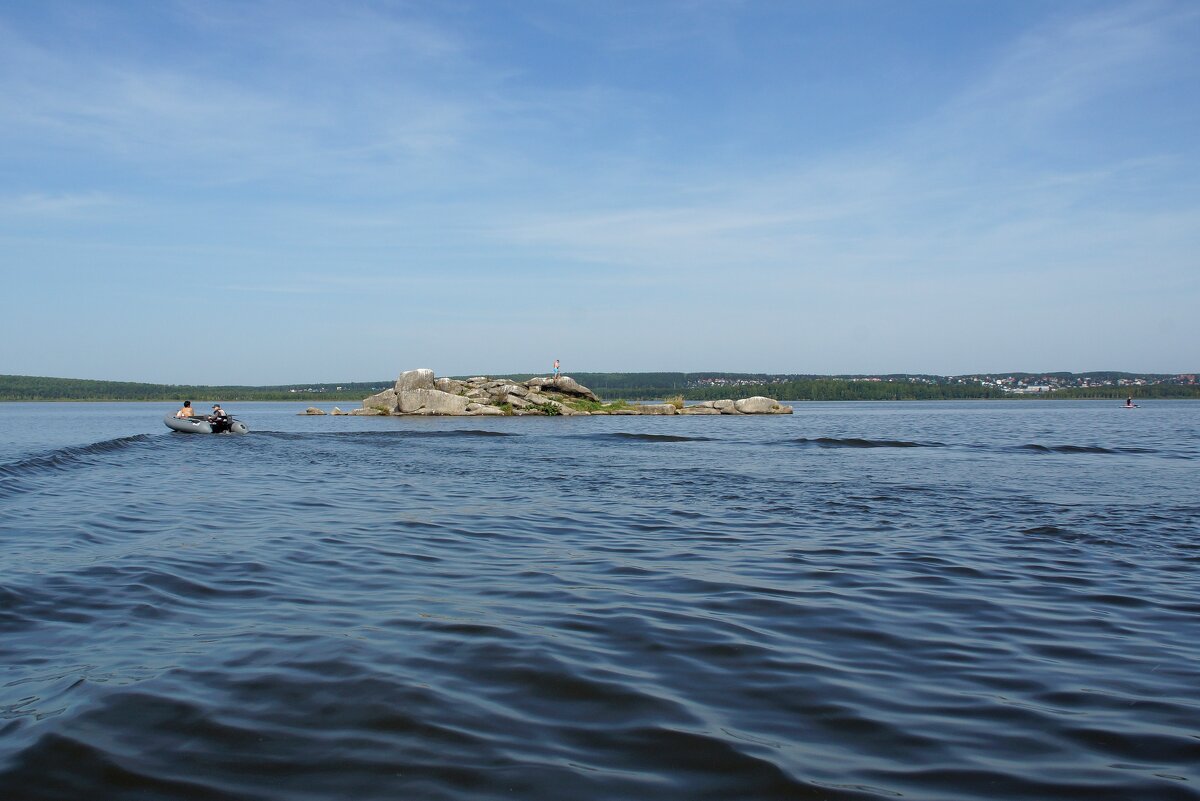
[164,414,249,434]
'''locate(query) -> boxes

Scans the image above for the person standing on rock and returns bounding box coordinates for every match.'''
[553,359,560,381]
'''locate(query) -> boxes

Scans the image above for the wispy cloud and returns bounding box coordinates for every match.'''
[0,191,119,216]
[0,4,483,188]
[490,1,1200,286]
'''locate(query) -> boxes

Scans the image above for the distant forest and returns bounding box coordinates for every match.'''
[3,372,1198,402]
[0,375,383,402]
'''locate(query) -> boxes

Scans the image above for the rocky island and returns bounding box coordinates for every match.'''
[301,368,792,416]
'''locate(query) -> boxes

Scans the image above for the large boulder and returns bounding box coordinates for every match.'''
[734,396,783,414]
[488,384,527,405]
[395,369,436,393]
[363,388,398,413]
[633,403,678,415]
[527,376,599,402]
[398,388,471,415]
[474,406,506,416]
[678,405,720,415]
[434,377,466,395]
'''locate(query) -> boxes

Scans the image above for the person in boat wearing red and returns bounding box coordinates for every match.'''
[208,403,233,433]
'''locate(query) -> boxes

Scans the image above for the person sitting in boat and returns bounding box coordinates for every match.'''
[175,400,194,419]
[208,403,232,433]
[1125,396,1135,408]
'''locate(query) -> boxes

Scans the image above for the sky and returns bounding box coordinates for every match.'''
[1,0,1197,384]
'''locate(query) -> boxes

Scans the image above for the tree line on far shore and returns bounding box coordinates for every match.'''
[0,375,382,402]
[2,373,1197,402]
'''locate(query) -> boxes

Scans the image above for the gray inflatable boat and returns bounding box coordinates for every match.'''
[164,413,249,434]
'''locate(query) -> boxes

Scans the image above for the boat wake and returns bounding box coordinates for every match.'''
[789,437,943,449]
[0,435,152,482]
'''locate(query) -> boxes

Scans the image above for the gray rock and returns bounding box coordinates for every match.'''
[348,407,388,416]
[434,377,466,395]
[678,405,720,415]
[362,388,398,413]
[633,404,678,415]
[772,405,794,415]
[527,376,599,402]
[475,405,506,416]
[301,407,327,415]
[543,400,580,416]
[734,396,781,414]
[395,368,436,393]
[398,388,471,415]
[331,407,345,415]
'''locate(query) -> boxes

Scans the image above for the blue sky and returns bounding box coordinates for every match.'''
[1,1,1196,384]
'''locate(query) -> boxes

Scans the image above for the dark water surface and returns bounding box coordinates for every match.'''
[2,400,1198,800]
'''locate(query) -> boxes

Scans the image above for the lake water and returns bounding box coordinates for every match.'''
[1,400,1198,800]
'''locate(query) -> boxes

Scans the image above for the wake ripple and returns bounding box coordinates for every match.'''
[0,435,152,495]
[583,433,716,443]
[259,429,518,441]
[1016,443,1159,455]
[790,437,943,449]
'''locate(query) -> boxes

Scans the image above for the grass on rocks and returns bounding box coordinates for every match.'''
[564,398,634,413]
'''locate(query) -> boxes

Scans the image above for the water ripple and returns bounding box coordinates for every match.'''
[1,401,1197,800]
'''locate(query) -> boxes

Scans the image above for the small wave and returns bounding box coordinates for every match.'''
[259,429,518,441]
[790,437,943,449]
[402,429,516,439]
[1019,525,1121,546]
[0,434,152,481]
[585,433,715,443]
[1015,444,1153,455]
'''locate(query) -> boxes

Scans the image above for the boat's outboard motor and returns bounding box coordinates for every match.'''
[208,406,233,433]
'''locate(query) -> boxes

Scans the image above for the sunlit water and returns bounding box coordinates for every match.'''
[1,400,1198,800]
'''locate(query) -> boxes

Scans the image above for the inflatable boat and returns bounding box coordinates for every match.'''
[164,413,249,434]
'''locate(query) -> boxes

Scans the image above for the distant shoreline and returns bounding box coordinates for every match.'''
[5,397,1199,405]
[3,372,1197,403]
